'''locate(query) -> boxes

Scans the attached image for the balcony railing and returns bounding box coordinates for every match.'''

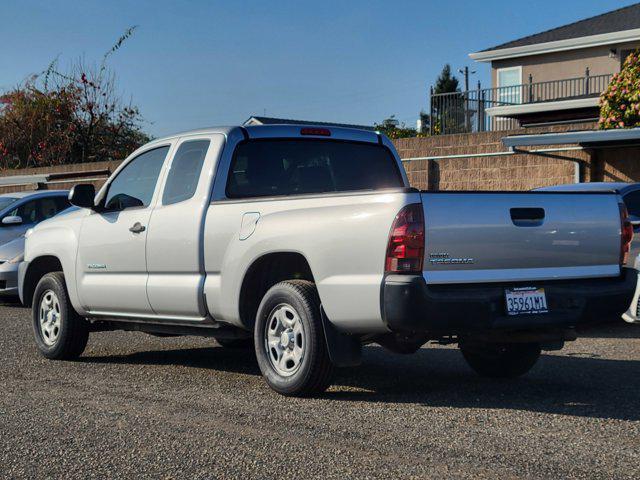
[429,70,612,135]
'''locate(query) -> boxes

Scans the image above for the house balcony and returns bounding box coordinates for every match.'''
[429,70,612,135]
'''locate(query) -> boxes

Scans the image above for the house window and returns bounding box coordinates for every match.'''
[497,66,522,105]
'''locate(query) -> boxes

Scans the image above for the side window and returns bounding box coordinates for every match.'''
[6,196,69,224]
[162,140,210,205]
[54,196,71,213]
[624,190,640,217]
[9,200,39,224]
[104,146,169,211]
[37,197,70,220]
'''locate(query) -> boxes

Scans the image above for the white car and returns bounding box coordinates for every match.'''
[18,125,637,396]
[622,254,640,324]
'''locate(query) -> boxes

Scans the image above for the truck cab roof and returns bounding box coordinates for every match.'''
[145,124,381,148]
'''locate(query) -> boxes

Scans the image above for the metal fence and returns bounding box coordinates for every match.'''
[430,70,612,135]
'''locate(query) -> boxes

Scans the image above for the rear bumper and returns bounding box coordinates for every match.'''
[382,268,637,334]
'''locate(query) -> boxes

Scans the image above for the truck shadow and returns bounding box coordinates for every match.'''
[329,346,640,421]
[83,344,261,376]
[83,341,640,421]
[578,321,640,339]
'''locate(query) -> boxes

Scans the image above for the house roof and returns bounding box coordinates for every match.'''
[244,116,375,131]
[483,2,640,52]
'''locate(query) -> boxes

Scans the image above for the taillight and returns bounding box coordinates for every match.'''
[385,204,425,273]
[620,203,634,266]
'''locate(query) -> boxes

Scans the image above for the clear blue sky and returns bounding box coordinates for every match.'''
[0,0,635,137]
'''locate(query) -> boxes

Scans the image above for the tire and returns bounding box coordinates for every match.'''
[460,342,541,378]
[32,272,89,360]
[254,280,333,396]
[216,337,254,349]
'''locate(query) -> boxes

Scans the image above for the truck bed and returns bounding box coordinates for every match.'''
[420,191,622,284]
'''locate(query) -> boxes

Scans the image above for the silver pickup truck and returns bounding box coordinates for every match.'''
[19,125,636,396]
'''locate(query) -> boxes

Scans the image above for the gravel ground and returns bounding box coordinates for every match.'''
[1,300,639,479]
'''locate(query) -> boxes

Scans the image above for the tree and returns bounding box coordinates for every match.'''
[0,26,149,170]
[599,50,640,130]
[374,115,423,139]
[431,64,464,134]
[433,64,460,95]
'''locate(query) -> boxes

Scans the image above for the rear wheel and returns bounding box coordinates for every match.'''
[254,280,333,396]
[460,342,541,378]
[32,272,89,360]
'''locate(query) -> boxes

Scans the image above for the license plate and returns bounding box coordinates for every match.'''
[505,287,548,316]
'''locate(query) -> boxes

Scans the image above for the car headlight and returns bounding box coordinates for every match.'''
[8,253,24,264]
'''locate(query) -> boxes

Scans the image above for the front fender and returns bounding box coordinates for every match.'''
[24,217,85,315]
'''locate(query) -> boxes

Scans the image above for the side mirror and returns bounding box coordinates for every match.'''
[1,215,22,225]
[628,214,640,228]
[68,184,96,209]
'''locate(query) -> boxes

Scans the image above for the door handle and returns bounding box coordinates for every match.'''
[510,208,545,227]
[129,222,146,234]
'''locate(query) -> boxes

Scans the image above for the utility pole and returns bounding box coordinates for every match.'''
[458,66,477,132]
[458,66,476,92]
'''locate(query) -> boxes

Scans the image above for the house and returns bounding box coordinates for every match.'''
[244,116,375,131]
[431,3,640,133]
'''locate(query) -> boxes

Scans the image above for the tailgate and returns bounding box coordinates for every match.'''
[421,192,622,284]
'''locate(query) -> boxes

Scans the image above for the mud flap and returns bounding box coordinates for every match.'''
[320,308,362,367]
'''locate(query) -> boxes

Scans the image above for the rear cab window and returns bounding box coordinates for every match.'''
[226,139,403,198]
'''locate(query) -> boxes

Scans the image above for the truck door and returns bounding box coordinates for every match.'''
[76,145,171,315]
[145,134,224,319]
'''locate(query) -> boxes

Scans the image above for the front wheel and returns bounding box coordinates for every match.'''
[460,342,541,378]
[32,272,89,360]
[254,280,333,396]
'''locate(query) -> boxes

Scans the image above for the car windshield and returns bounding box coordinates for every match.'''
[0,197,18,211]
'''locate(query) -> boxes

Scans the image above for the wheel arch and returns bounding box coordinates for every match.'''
[237,251,362,368]
[237,251,315,330]
[22,255,65,307]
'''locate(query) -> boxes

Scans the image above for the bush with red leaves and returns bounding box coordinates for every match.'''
[0,27,149,169]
